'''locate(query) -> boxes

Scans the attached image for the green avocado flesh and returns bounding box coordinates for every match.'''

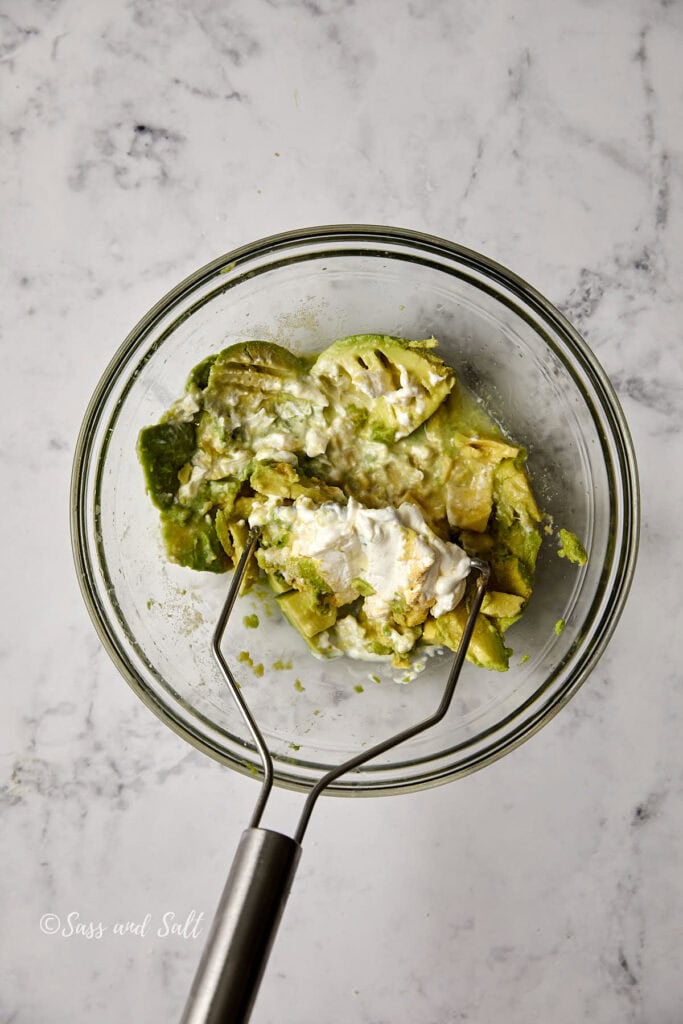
[138,335,552,673]
[557,528,587,565]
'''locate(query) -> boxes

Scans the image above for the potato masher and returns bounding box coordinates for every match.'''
[180,527,490,1024]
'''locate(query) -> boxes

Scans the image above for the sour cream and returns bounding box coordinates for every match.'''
[255,496,471,625]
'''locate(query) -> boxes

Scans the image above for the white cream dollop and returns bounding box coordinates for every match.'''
[254,496,471,623]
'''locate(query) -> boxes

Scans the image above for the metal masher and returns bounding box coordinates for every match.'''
[180,527,490,1024]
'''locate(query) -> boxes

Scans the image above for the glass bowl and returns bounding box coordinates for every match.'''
[71,225,639,795]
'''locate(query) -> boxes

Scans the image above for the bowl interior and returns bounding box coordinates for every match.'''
[75,230,637,793]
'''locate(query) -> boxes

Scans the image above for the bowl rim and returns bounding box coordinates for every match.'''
[70,223,640,796]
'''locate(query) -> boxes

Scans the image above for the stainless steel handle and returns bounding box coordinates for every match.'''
[180,828,302,1024]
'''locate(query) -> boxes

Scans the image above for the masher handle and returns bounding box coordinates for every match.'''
[179,828,301,1024]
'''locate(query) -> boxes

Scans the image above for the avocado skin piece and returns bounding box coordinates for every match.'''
[160,508,228,573]
[138,421,196,510]
[276,589,337,638]
[422,604,511,671]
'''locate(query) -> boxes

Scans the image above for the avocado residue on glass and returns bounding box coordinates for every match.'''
[273,658,293,671]
[138,335,547,673]
[557,528,587,565]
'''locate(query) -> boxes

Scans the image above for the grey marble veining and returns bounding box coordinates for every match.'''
[2,0,682,1021]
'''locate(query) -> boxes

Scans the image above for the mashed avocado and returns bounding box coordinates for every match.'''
[138,335,548,672]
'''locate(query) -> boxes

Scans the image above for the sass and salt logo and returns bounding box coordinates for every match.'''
[39,909,205,940]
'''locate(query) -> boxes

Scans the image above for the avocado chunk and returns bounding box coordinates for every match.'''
[483,594,525,632]
[496,613,524,634]
[160,508,228,573]
[496,519,542,570]
[445,449,497,533]
[445,438,519,533]
[265,571,291,595]
[210,340,305,392]
[250,462,345,505]
[422,604,511,671]
[276,589,337,638]
[204,341,320,425]
[481,592,526,619]
[557,528,587,565]
[208,478,241,513]
[493,458,541,529]
[138,421,197,509]
[491,554,533,600]
[187,353,218,391]
[459,530,495,559]
[214,508,234,559]
[251,462,300,498]
[312,334,455,441]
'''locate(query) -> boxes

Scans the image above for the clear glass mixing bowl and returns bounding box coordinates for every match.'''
[71,225,639,794]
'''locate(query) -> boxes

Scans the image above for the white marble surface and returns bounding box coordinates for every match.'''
[2,0,682,1021]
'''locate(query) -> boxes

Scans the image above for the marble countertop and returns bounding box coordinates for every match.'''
[3,1,682,1021]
